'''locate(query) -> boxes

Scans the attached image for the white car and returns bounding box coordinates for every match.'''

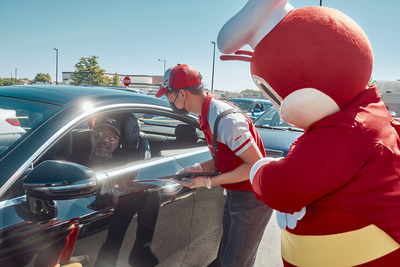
[0,108,25,135]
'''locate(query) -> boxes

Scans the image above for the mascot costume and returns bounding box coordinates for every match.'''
[217,0,400,266]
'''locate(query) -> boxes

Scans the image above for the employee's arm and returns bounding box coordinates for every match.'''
[209,143,264,186]
[179,142,264,189]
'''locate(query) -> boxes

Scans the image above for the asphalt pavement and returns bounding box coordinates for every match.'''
[255,211,283,267]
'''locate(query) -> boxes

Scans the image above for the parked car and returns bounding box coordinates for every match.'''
[253,107,304,158]
[0,85,224,267]
[123,88,147,94]
[0,108,26,135]
[227,98,273,120]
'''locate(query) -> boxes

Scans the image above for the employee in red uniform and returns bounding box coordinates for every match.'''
[156,63,272,267]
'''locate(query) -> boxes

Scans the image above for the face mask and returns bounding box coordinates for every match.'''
[169,91,189,115]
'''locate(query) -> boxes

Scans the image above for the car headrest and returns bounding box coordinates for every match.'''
[175,124,198,142]
[123,114,140,145]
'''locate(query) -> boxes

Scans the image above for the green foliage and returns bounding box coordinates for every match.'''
[71,56,109,86]
[34,73,52,83]
[0,78,25,86]
[368,77,376,86]
[111,73,120,86]
[240,89,260,95]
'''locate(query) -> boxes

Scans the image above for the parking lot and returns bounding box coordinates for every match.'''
[255,211,283,267]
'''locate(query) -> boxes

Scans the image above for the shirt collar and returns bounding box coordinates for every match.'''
[199,92,214,128]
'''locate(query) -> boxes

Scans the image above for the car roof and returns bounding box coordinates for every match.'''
[0,85,167,107]
[228,98,271,103]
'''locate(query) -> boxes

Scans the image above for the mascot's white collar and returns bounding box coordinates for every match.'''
[217,0,293,54]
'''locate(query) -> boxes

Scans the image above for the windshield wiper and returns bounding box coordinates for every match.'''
[255,125,282,130]
[255,125,303,132]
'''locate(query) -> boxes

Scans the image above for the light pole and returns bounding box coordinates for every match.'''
[211,41,216,94]
[15,68,17,83]
[53,48,58,85]
[320,0,322,6]
[158,59,166,74]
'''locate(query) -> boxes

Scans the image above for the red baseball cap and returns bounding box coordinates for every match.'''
[155,64,202,98]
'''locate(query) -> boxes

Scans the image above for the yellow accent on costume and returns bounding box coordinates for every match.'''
[282,225,400,266]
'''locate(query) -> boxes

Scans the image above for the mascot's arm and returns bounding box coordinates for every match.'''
[251,124,370,213]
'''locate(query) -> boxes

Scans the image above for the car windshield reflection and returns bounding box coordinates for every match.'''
[253,107,303,132]
[0,97,59,157]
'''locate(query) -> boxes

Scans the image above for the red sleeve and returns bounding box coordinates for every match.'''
[252,122,371,213]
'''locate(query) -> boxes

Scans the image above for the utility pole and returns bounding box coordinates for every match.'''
[53,48,59,85]
[158,59,166,74]
[211,41,216,94]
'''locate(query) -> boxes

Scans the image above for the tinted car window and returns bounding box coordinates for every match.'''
[227,100,253,112]
[0,97,58,157]
[134,113,206,157]
[254,107,292,127]
[263,103,273,111]
[35,111,206,174]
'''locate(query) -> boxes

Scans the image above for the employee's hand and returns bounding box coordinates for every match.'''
[178,176,208,189]
[176,163,203,175]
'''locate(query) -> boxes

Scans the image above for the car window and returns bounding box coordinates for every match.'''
[254,107,292,127]
[134,113,206,157]
[263,103,272,111]
[227,100,252,112]
[37,110,206,173]
[254,103,262,110]
[0,97,59,157]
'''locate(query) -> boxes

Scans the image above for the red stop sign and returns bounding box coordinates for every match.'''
[123,76,131,86]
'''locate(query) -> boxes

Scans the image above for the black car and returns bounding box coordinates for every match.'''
[253,107,304,158]
[0,85,224,267]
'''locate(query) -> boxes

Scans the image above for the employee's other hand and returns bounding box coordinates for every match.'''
[176,163,203,174]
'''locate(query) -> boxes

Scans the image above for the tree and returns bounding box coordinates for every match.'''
[368,77,376,86]
[34,73,52,83]
[0,78,14,86]
[111,73,120,86]
[240,89,260,95]
[71,56,108,86]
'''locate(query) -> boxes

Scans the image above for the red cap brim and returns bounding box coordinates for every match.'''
[155,87,169,98]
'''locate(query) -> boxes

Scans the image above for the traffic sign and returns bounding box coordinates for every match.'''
[123,76,131,86]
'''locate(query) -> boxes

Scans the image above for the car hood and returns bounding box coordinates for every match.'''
[256,127,303,157]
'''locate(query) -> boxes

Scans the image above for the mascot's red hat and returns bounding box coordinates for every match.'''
[217,0,373,129]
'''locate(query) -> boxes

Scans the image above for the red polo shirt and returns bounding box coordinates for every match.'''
[199,93,266,191]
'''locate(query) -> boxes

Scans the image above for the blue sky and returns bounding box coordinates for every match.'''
[1,0,399,92]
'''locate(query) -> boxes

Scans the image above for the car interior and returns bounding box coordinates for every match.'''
[38,111,207,171]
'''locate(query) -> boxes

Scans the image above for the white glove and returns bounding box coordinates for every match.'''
[176,163,203,174]
[276,207,306,230]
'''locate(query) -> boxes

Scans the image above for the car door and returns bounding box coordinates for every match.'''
[62,108,212,267]
[0,105,214,267]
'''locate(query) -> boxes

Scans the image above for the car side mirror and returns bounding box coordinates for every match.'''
[23,160,99,200]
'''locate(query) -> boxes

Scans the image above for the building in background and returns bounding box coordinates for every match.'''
[60,72,400,115]
[62,72,163,93]
[376,80,400,116]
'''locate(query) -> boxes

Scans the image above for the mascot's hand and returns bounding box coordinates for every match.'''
[250,157,306,229]
[276,207,306,230]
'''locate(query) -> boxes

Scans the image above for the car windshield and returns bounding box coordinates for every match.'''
[227,100,253,112]
[0,96,59,157]
[254,107,297,128]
